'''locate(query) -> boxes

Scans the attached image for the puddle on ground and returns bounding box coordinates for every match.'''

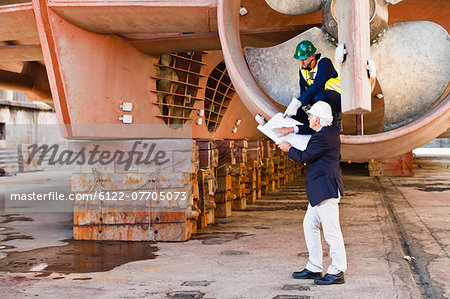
[191,231,254,245]
[281,284,310,291]
[0,239,158,276]
[167,290,205,298]
[181,280,212,287]
[208,218,251,228]
[298,251,328,257]
[0,214,34,224]
[2,232,34,242]
[396,182,450,192]
[341,192,361,197]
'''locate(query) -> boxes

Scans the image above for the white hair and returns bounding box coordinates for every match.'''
[318,116,333,127]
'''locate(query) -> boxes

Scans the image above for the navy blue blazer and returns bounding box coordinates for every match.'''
[288,126,344,207]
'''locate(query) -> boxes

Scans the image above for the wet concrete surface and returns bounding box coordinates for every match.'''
[0,159,448,298]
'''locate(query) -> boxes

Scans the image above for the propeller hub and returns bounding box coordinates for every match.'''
[322,0,389,45]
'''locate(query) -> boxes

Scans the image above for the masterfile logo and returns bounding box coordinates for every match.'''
[26,141,171,171]
[4,124,194,212]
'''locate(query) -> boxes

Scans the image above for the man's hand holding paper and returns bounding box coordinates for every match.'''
[256,113,311,151]
[273,127,294,137]
[276,140,292,152]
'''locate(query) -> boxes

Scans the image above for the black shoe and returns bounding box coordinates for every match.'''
[314,271,345,285]
[292,268,322,280]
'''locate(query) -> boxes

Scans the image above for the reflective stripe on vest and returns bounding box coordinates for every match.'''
[301,57,341,94]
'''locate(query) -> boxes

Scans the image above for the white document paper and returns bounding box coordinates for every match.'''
[257,113,311,151]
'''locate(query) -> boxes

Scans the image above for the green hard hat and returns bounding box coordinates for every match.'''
[294,40,317,60]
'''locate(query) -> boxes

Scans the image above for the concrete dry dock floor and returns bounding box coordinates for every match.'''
[0,158,449,299]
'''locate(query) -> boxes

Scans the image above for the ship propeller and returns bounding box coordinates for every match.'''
[246,0,449,131]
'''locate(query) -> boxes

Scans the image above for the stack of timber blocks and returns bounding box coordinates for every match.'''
[70,139,200,242]
[195,139,219,229]
[236,140,256,204]
[215,163,234,218]
[260,140,276,193]
[69,137,306,242]
[247,140,263,200]
[216,140,247,210]
[259,139,305,193]
[233,139,253,206]
[274,146,289,185]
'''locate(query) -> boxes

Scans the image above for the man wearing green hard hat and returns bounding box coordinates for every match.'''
[284,40,342,134]
[293,40,317,61]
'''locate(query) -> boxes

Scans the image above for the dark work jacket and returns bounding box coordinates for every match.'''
[288,126,344,207]
[297,54,339,106]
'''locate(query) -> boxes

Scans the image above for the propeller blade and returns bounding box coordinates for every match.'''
[371,21,450,130]
[264,0,322,15]
[244,27,336,107]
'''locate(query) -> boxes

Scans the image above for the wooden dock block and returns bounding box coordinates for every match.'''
[368,151,414,177]
[216,140,236,165]
[233,139,248,163]
[196,139,219,169]
[73,211,198,242]
[228,162,248,209]
[214,191,233,218]
[196,168,216,229]
[215,200,232,218]
[70,139,201,242]
[269,180,276,191]
[232,197,246,210]
[261,140,275,158]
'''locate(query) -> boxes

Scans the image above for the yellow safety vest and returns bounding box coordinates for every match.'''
[301,57,341,94]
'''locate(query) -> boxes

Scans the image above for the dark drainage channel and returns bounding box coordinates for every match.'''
[376,177,445,298]
[166,290,205,298]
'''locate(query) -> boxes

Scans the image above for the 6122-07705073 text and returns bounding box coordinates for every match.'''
[9,191,188,201]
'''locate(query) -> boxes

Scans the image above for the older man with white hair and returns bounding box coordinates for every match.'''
[276,101,346,285]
